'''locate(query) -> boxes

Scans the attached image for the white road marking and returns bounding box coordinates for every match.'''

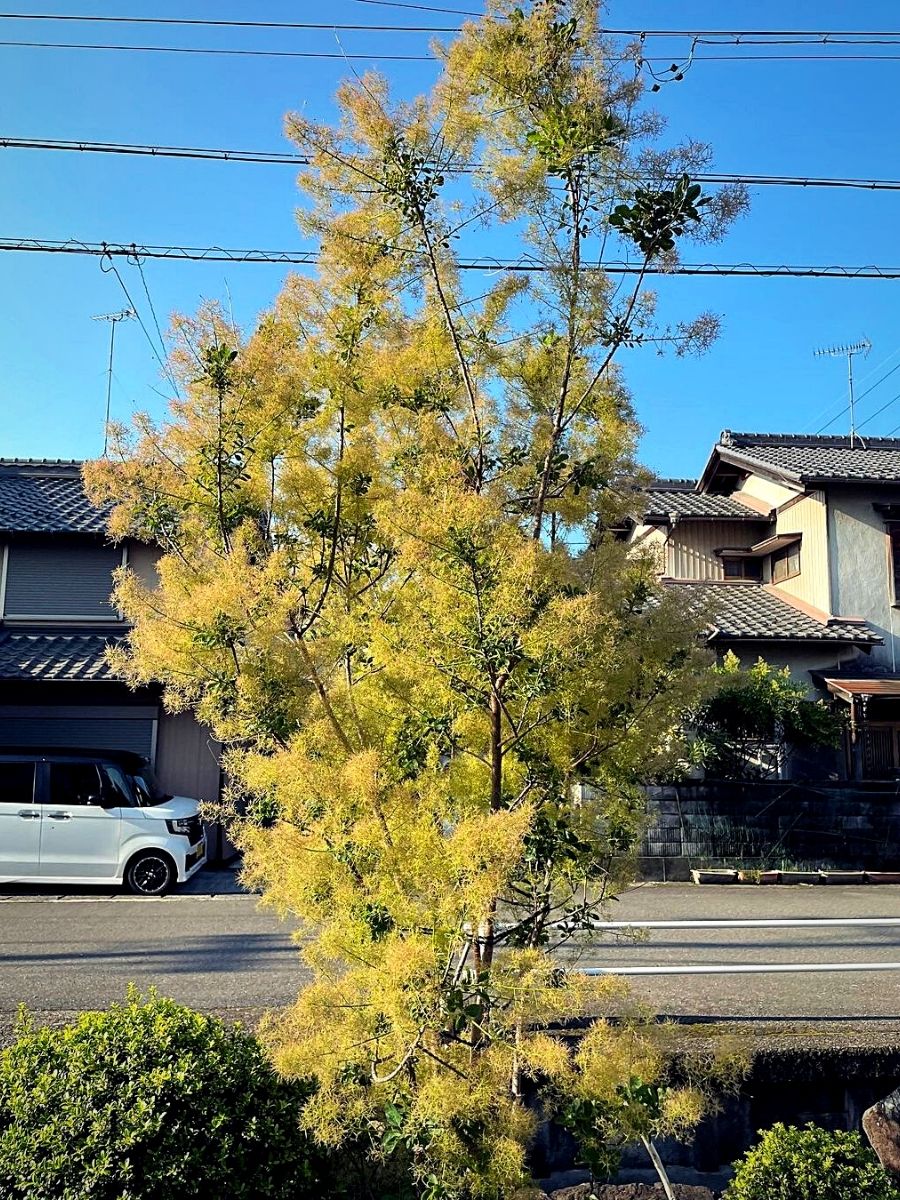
[0,892,254,903]
[599,918,900,929]
[582,961,900,976]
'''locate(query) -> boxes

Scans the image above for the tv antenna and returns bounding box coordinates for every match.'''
[814,338,871,447]
[92,308,135,455]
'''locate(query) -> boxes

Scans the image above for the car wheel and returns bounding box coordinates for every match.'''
[125,851,175,897]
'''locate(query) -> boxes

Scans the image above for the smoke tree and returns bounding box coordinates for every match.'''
[87,2,745,1195]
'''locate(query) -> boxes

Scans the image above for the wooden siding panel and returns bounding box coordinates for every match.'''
[126,541,161,590]
[155,711,221,802]
[669,521,759,580]
[774,490,829,611]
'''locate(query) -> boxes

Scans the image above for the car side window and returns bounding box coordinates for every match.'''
[49,763,103,807]
[0,761,35,804]
[99,764,133,808]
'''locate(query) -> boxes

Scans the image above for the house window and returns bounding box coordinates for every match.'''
[889,525,900,603]
[771,542,801,583]
[723,558,762,580]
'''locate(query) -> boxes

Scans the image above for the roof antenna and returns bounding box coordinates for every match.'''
[91,308,135,455]
[814,338,871,448]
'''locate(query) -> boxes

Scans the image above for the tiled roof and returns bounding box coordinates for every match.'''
[0,631,123,681]
[0,460,110,534]
[717,431,900,484]
[665,580,882,645]
[644,489,768,521]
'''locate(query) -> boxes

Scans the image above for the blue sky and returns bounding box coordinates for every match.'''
[3,0,900,477]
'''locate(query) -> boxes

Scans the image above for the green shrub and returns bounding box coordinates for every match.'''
[724,1122,900,1200]
[0,988,325,1200]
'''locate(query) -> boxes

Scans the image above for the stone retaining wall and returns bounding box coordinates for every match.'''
[640,780,900,876]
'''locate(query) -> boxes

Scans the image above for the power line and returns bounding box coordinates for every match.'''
[347,0,482,14]
[807,344,900,431]
[3,36,900,64]
[0,136,311,164]
[10,239,900,279]
[7,137,900,196]
[134,256,180,398]
[622,29,900,37]
[8,14,900,40]
[855,385,900,431]
[0,39,437,60]
[99,253,179,395]
[817,360,900,432]
[0,13,460,32]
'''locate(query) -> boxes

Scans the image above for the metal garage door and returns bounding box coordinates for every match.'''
[0,705,158,757]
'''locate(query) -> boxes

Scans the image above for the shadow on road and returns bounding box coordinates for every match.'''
[2,932,296,974]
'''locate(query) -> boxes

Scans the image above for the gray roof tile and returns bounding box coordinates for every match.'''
[665,580,882,645]
[0,631,123,680]
[0,461,109,535]
[718,431,900,483]
[644,488,769,521]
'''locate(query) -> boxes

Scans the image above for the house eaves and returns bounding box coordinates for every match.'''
[664,579,882,647]
[701,431,900,489]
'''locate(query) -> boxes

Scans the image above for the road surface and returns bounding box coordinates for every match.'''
[4,880,900,1023]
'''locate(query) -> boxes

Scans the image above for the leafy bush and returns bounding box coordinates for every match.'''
[724,1122,900,1200]
[690,652,843,780]
[0,989,325,1200]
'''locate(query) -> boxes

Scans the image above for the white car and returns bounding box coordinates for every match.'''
[0,748,207,895]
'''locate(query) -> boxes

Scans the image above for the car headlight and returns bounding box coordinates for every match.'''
[166,818,195,836]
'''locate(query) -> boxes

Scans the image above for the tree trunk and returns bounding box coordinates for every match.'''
[640,1134,676,1200]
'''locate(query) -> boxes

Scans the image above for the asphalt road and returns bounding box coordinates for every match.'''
[4,880,900,1023]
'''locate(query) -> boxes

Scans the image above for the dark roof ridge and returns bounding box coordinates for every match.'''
[721,430,900,449]
[0,458,85,476]
[648,477,697,491]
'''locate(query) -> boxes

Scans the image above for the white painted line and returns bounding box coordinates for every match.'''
[0,893,253,904]
[598,918,900,929]
[581,961,900,976]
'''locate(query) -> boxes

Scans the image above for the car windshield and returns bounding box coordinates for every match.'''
[129,766,172,807]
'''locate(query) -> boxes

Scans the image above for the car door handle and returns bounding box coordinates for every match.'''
[47,811,72,820]
[17,810,41,820]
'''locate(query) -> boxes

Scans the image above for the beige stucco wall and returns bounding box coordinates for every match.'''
[668,520,761,579]
[827,485,900,669]
[718,642,868,694]
[772,490,830,612]
[626,524,667,572]
[734,472,800,510]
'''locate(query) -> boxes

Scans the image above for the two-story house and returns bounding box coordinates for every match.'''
[629,432,900,778]
[0,459,221,805]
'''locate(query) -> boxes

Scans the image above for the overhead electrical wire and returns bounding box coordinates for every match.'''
[807,345,900,431]
[817,360,900,432]
[6,137,900,196]
[5,14,900,40]
[8,239,900,278]
[346,0,482,14]
[0,13,461,32]
[0,34,897,64]
[0,39,436,60]
[0,136,312,164]
[854,386,900,432]
[99,254,180,395]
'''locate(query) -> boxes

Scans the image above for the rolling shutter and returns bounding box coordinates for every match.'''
[0,706,157,757]
[4,543,121,618]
